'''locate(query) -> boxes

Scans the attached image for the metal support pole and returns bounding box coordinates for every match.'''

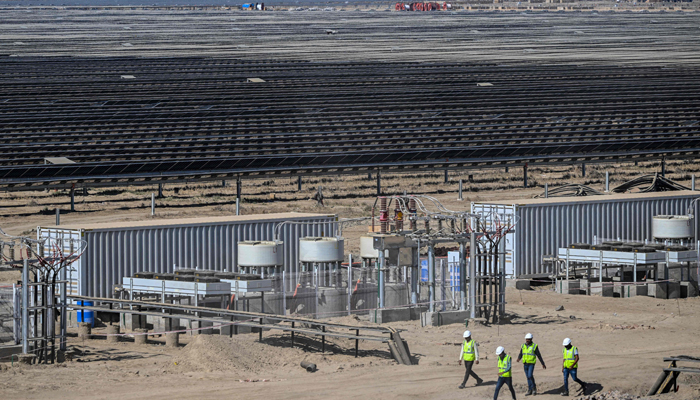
[70,186,75,212]
[693,175,696,191]
[411,245,419,304]
[21,258,29,354]
[297,176,302,192]
[282,270,286,315]
[444,169,448,183]
[459,241,467,311]
[151,193,155,216]
[347,254,352,316]
[605,171,610,192]
[544,183,549,198]
[158,183,163,198]
[458,179,463,201]
[498,239,506,317]
[582,163,586,177]
[523,164,528,188]
[55,208,60,226]
[236,176,241,215]
[378,248,385,308]
[428,242,435,313]
[661,157,666,177]
[59,277,67,351]
[469,228,477,319]
[376,170,381,196]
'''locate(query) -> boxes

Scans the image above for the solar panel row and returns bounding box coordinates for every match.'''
[0,57,699,190]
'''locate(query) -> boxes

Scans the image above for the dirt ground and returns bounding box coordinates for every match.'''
[1,287,699,400]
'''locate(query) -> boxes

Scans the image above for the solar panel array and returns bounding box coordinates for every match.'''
[1,57,699,190]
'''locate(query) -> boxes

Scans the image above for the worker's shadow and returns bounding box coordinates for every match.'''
[541,382,602,395]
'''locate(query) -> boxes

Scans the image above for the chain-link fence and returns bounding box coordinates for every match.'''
[231,256,465,319]
[0,285,19,345]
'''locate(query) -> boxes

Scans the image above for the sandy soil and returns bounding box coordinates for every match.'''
[1,287,699,400]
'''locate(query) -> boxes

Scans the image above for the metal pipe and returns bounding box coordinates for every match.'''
[693,174,696,191]
[158,183,163,198]
[151,193,155,216]
[582,163,586,177]
[605,171,610,192]
[348,254,352,316]
[428,242,435,313]
[469,228,476,319]
[70,186,75,212]
[458,179,463,201]
[298,176,302,192]
[444,169,448,183]
[523,163,528,188]
[21,258,28,354]
[376,170,381,196]
[55,208,60,226]
[544,183,548,198]
[459,241,466,311]
[300,360,317,372]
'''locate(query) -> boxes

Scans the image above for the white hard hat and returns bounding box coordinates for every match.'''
[496,346,505,355]
[525,333,533,340]
[463,330,471,338]
[563,338,572,346]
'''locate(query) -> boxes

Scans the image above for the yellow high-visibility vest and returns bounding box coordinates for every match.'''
[563,346,578,369]
[463,339,476,361]
[521,343,538,364]
[498,354,512,378]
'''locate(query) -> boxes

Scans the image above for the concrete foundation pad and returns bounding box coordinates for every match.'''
[421,310,470,327]
[0,345,23,361]
[621,285,647,298]
[369,306,427,324]
[556,279,581,295]
[667,282,681,299]
[590,282,613,297]
[681,281,699,298]
[648,282,668,299]
[506,279,531,290]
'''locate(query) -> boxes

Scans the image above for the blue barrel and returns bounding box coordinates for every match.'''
[76,301,94,327]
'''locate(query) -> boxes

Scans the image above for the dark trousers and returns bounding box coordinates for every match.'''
[563,368,585,392]
[461,361,481,386]
[523,363,536,391]
[494,376,516,400]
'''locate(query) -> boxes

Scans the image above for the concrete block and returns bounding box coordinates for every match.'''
[667,282,681,299]
[506,279,531,290]
[648,282,668,299]
[124,314,147,331]
[370,307,410,324]
[557,279,581,295]
[421,310,470,327]
[621,285,647,298]
[590,282,613,297]
[681,281,698,298]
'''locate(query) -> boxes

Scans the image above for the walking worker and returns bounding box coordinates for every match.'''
[517,333,546,396]
[494,346,517,400]
[458,330,483,388]
[561,338,587,396]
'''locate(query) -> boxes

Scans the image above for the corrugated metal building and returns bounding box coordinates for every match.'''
[472,191,700,278]
[38,213,337,298]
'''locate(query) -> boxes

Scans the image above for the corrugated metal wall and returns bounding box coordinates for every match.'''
[474,195,700,277]
[39,216,336,298]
